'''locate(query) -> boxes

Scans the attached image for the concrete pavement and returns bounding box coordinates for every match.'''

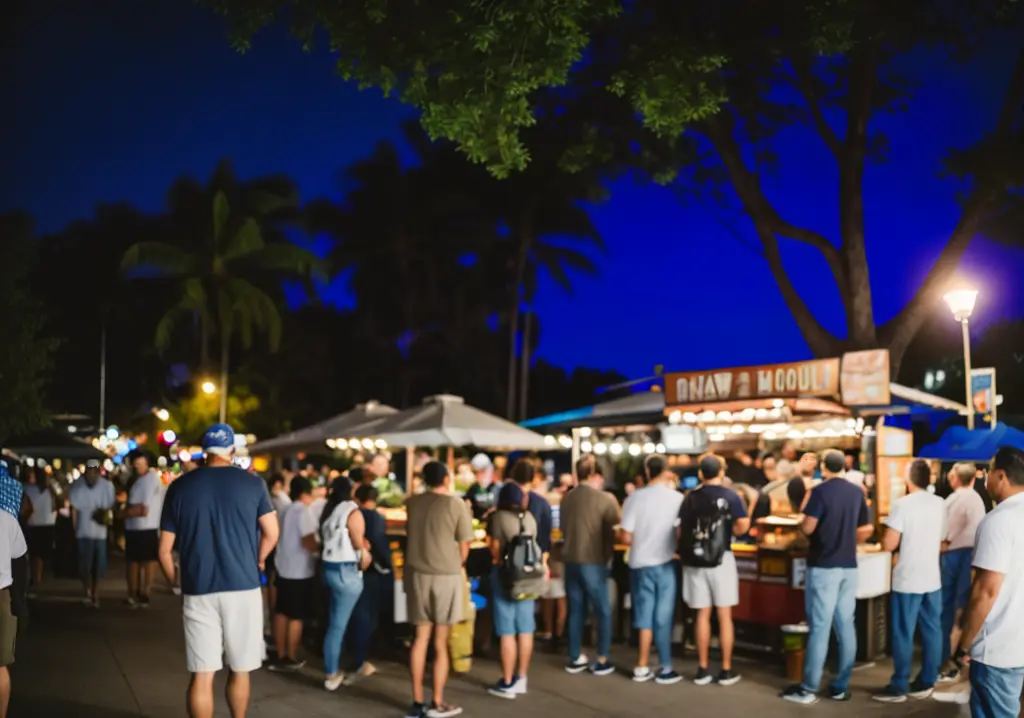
[12,562,966,717]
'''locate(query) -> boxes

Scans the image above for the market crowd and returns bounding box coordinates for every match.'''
[1,432,1023,718]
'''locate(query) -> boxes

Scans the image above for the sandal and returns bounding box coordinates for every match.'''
[426,702,463,718]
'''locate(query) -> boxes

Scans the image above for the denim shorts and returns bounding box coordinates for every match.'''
[77,537,108,579]
[492,568,536,637]
[630,562,677,630]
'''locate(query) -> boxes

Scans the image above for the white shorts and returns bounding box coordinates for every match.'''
[683,552,739,609]
[183,588,264,673]
[545,577,566,599]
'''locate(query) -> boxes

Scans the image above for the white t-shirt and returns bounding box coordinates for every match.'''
[25,484,56,527]
[885,489,947,594]
[620,483,684,569]
[69,478,116,540]
[309,497,327,524]
[271,490,292,516]
[970,492,1024,668]
[275,501,319,580]
[125,470,163,531]
[0,511,28,590]
[944,487,986,551]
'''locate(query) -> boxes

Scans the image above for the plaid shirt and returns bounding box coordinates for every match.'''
[0,461,22,519]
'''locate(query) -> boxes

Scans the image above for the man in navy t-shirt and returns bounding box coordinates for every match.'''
[158,424,279,718]
[782,450,872,705]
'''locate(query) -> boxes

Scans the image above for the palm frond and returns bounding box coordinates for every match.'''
[121,241,195,276]
[259,242,328,283]
[222,217,264,261]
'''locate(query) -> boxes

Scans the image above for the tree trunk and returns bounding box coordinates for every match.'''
[219,330,229,424]
[518,308,532,421]
[506,229,531,420]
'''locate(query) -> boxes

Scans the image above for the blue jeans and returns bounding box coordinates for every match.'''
[348,570,381,668]
[491,568,537,637]
[889,590,942,693]
[970,662,1024,718]
[941,548,972,663]
[77,537,108,581]
[630,562,676,669]
[802,567,857,694]
[565,562,611,661]
[322,562,363,676]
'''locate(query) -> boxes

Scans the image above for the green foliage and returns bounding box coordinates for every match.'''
[0,213,58,441]
[168,383,261,439]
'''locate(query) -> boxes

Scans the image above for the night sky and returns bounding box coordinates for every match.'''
[6,0,1023,381]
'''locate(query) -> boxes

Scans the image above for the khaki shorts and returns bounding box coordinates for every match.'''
[683,552,739,609]
[405,572,464,626]
[183,588,264,673]
[0,589,16,667]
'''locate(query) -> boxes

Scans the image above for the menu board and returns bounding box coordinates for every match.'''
[840,349,891,406]
[876,456,911,517]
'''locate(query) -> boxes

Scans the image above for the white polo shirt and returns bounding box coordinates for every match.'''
[970,491,1024,668]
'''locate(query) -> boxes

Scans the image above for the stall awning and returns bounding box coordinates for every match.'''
[919,423,1024,462]
[250,401,398,455]
[520,390,666,433]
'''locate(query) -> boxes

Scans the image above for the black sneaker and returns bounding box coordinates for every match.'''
[590,660,615,677]
[827,685,851,701]
[781,684,819,705]
[937,668,959,683]
[693,667,714,686]
[487,678,517,699]
[716,670,741,687]
[871,685,907,703]
[404,702,427,718]
[565,654,589,674]
[655,668,682,685]
[908,681,934,700]
[267,657,304,672]
[138,595,151,609]
[426,703,463,718]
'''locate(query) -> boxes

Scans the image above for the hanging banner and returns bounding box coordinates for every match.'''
[840,349,891,406]
[664,358,840,405]
[971,368,997,428]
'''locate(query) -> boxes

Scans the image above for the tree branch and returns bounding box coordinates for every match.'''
[702,113,849,299]
[880,48,1024,366]
[789,57,842,158]
[702,113,841,355]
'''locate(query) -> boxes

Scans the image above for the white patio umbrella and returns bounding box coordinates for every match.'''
[249,400,398,454]
[344,394,549,449]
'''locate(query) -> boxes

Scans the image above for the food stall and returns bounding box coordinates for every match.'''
[661,350,972,658]
[331,394,550,625]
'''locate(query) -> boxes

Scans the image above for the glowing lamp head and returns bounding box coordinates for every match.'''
[201,381,217,395]
[943,289,978,322]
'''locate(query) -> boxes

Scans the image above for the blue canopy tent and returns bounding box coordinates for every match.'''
[919,422,1024,462]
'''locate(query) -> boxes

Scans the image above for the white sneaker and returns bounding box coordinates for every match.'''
[633,666,654,683]
[512,676,528,694]
[324,673,344,691]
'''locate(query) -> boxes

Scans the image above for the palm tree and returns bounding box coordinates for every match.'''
[481,136,607,419]
[305,122,492,404]
[122,160,322,423]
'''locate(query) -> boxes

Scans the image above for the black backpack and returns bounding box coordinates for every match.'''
[499,513,545,600]
[679,489,733,568]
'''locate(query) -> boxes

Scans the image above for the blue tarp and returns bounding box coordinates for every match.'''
[918,423,1024,462]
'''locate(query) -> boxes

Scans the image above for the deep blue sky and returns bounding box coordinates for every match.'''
[6,0,1023,380]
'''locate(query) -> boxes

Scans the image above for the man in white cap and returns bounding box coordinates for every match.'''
[159,424,279,718]
[464,453,501,521]
[68,459,115,607]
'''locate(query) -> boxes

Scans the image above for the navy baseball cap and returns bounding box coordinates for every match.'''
[202,423,236,457]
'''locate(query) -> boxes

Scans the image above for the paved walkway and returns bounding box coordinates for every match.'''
[12,561,967,717]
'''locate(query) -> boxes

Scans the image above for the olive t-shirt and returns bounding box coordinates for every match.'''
[560,483,619,565]
[487,510,539,557]
[404,492,475,575]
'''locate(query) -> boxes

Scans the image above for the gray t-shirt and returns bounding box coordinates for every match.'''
[620,484,684,569]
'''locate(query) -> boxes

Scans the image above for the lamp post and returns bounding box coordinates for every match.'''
[942,288,979,430]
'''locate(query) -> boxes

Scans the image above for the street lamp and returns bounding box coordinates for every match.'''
[943,288,978,430]
[201,380,217,396]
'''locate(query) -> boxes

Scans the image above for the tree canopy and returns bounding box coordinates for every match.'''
[204,0,1024,373]
[0,213,58,440]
